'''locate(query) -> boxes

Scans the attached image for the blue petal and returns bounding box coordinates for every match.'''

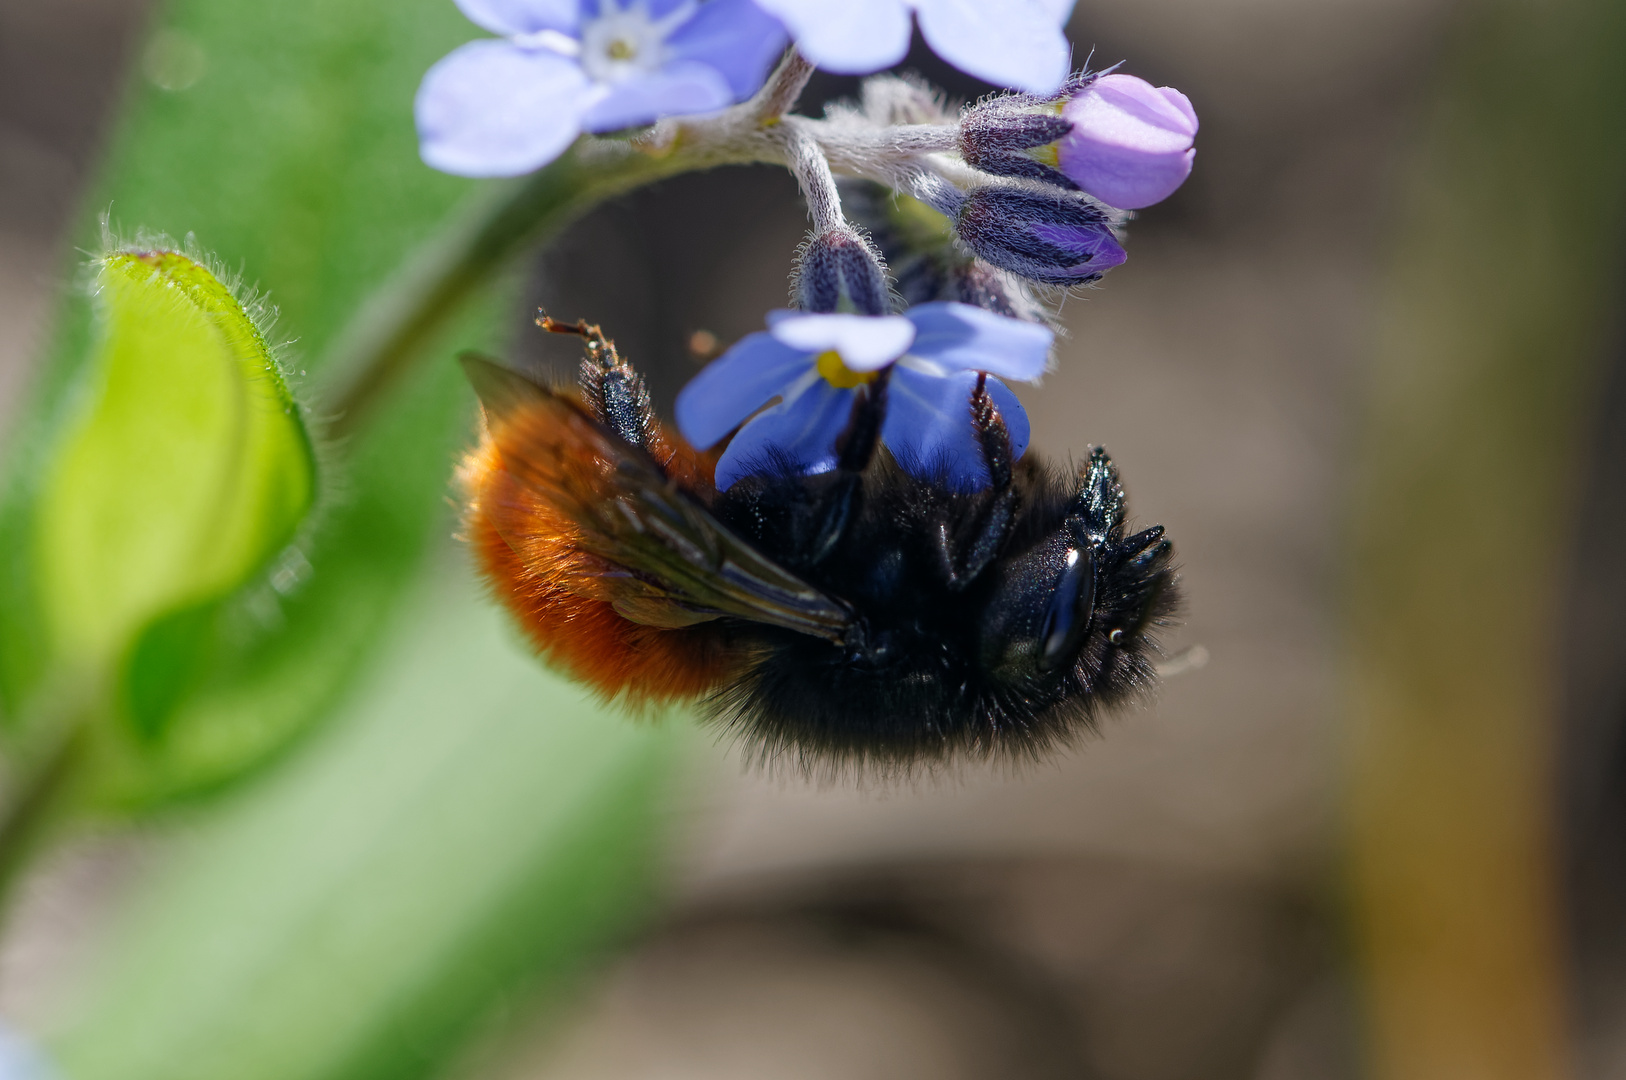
[752,0,911,74]
[415,41,591,176]
[665,0,790,100]
[913,0,1071,95]
[769,313,915,371]
[674,332,812,449]
[715,382,854,490]
[579,61,735,130]
[582,0,694,14]
[905,302,1052,380]
[884,368,1030,490]
[985,375,1032,460]
[455,0,583,35]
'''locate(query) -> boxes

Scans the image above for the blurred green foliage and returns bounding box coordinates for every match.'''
[34,251,315,738]
[0,0,685,1077]
[1345,0,1626,1075]
[52,560,677,1080]
[1,0,493,805]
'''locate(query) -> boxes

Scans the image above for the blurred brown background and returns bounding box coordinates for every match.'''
[5,1,1625,1078]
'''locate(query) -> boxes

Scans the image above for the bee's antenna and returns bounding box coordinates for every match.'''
[535,309,621,371]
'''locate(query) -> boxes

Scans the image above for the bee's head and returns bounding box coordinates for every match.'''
[978,449,1179,707]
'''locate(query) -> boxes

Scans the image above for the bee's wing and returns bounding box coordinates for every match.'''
[463,355,853,645]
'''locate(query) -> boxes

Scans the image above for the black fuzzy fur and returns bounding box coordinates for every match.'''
[701,446,1179,772]
[482,333,1180,774]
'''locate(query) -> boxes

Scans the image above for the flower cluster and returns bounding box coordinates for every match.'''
[417,1,1198,492]
[676,303,1048,490]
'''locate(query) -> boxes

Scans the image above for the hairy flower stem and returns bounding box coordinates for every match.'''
[787,127,847,233]
[318,53,963,432]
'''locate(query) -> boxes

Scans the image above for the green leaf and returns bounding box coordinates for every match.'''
[0,0,496,803]
[34,250,315,677]
[51,555,680,1080]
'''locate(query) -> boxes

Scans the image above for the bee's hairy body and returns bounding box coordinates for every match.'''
[460,322,1178,770]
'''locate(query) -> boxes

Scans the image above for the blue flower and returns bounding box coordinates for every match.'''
[417,0,789,177]
[675,302,1052,491]
[753,0,1075,95]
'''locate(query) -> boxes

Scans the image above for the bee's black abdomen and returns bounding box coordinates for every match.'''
[704,450,1180,771]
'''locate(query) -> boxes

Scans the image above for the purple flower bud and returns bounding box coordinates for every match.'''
[792,226,892,315]
[954,187,1127,287]
[1057,74,1197,210]
[957,97,1075,189]
[957,72,1198,211]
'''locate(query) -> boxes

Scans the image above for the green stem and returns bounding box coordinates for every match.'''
[317,52,821,434]
[319,142,691,435]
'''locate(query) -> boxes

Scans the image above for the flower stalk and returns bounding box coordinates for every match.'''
[319,51,963,430]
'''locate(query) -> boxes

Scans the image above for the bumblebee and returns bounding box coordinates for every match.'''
[459,318,1178,769]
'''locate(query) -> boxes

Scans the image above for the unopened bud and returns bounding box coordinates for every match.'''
[959,73,1197,210]
[954,187,1126,287]
[957,96,1075,188]
[946,262,1050,324]
[839,179,1051,327]
[792,226,892,315]
[1058,74,1196,210]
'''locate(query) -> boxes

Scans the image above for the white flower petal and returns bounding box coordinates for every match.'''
[769,313,916,371]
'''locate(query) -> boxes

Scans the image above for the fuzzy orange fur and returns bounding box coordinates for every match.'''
[459,401,741,707]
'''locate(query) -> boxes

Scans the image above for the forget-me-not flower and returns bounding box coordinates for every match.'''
[753,0,1075,95]
[417,0,789,177]
[675,302,1052,491]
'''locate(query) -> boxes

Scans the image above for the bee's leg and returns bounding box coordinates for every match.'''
[833,370,890,472]
[579,351,660,454]
[940,376,1020,590]
[1067,447,1126,546]
[969,374,1014,492]
[806,371,891,564]
[537,312,661,454]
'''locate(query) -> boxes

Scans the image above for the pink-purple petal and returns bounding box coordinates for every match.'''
[1059,73,1198,209]
[904,302,1052,381]
[415,41,592,176]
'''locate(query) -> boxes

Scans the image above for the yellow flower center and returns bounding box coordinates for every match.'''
[606,37,636,60]
[815,349,877,390]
